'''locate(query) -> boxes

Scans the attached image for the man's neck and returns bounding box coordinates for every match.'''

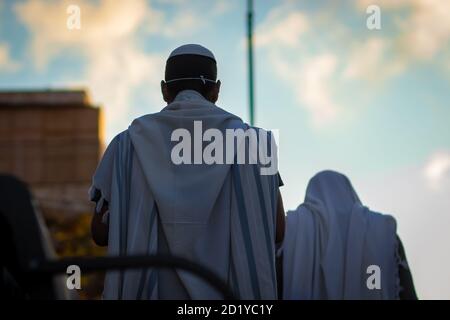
[173,90,208,102]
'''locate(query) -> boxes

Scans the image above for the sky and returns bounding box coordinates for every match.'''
[0,0,449,299]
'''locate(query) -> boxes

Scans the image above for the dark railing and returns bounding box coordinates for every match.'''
[1,175,236,300]
[29,254,237,300]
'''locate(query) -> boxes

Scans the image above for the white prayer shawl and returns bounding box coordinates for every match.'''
[90,90,279,299]
[282,170,399,300]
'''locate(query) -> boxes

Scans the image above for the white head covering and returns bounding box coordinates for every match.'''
[282,170,399,300]
[169,44,216,61]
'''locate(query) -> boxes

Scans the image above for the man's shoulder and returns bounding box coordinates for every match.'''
[110,129,129,143]
[127,111,165,135]
[130,111,162,126]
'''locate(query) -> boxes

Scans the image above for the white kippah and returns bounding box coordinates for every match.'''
[168,44,216,61]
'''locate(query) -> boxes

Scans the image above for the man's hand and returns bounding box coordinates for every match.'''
[91,202,109,246]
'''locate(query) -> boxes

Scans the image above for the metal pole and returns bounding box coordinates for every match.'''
[247,0,255,125]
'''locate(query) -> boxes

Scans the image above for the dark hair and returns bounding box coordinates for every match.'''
[165,54,217,98]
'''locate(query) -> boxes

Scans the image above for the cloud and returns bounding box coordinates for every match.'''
[254,4,340,127]
[253,0,450,127]
[159,0,233,37]
[355,0,450,71]
[423,151,450,190]
[14,0,222,139]
[255,11,309,48]
[272,53,339,127]
[15,0,167,139]
[343,37,405,82]
[400,0,450,60]
[83,46,164,132]
[263,47,340,127]
[0,43,21,72]
[347,0,450,84]
[155,0,233,15]
[356,0,411,10]
[15,0,159,67]
[211,1,233,16]
[161,10,203,38]
[300,54,339,126]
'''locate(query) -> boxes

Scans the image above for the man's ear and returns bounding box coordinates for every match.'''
[161,80,171,103]
[209,80,221,103]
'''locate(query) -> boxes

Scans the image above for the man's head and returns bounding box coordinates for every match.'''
[161,44,221,104]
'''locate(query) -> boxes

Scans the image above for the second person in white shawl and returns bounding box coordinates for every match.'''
[281,170,417,300]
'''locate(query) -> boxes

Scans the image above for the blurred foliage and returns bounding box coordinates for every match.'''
[45,212,106,300]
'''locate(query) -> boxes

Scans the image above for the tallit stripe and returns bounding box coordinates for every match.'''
[229,248,241,299]
[271,175,277,225]
[125,139,134,251]
[147,269,158,299]
[263,131,277,222]
[252,165,277,289]
[232,164,261,299]
[116,133,134,299]
[343,205,368,299]
[115,134,124,299]
[136,203,157,299]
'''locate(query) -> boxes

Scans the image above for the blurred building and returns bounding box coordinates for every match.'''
[0,89,103,219]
